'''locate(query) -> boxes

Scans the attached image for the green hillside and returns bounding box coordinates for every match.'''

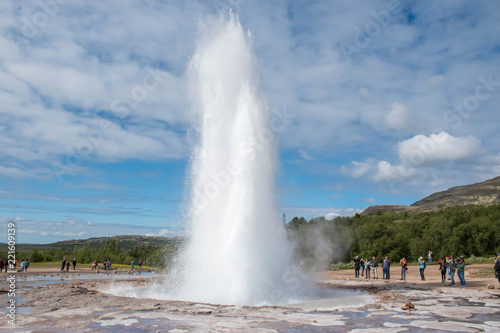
[362,176,500,215]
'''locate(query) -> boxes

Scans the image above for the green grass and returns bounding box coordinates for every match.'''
[470,268,495,278]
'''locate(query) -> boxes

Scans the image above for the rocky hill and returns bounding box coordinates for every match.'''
[362,176,500,215]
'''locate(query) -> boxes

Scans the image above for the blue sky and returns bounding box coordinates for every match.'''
[1,0,499,243]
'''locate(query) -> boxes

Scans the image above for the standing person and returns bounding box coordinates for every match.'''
[354,256,360,278]
[439,258,447,283]
[130,260,135,274]
[383,257,391,280]
[371,257,379,279]
[495,254,500,285]
[25,259,30,272]
[446,256,451,280]
[428,251,433,265]
[66,261,70,272]
[72,258,77,270]
[449,256,457,286]
[61,257,66,272]
[400,258,407,280]
[0,259,3,272]
[4,259,7,272]
[457,256,466,287]
[20,259,25,272]
[364,259,371,279]
[138,260,142,274]
[360,258,365,276]
[418,257,426,281]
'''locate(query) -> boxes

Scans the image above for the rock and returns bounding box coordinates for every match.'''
[401,301,415,310]
[487,284,495,289]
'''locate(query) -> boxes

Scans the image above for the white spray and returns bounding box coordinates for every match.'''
[176,14,303,305]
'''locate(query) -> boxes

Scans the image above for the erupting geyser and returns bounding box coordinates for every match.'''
[176,14,300,305]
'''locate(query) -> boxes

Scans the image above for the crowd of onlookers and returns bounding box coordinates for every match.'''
[353,252,500,287]
[0,258,30,272]
[91,260,112,270]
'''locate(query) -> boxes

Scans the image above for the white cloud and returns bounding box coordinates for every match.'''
[386,102,408,130]
[344,131,492,191]
[299,149,313,161]
[323,212,340,220]
[362,198,376,204]
[282,206,363,220]
[397,132,482,165]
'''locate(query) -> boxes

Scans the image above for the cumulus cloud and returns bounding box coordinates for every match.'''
[397,132,482,165]
[344,131,493,191]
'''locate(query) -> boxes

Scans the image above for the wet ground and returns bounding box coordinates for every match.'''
[2,267,500,332]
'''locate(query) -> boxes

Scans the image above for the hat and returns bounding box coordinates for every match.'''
[419,256,423,259]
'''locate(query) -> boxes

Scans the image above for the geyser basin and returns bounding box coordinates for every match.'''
[101,280,373,310]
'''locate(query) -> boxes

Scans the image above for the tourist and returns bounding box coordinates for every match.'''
[371,257,378,279]
[92,261,97,270]
[457,256,466,287]
[364,259,371,279]
[4,259,7,272]
[61,257,66,272]
[400,258,407,280]
[360,258,365,276]
[495,254,500,285]
[354,256,360,278]
[20,259,25,272]
[0,259,3,272]
[130,260,135,274]
[445,256,451,280]
[428,251,433,265]
[107,260,111,270]
[383,257,391,279]
[66,261,70,272]
[25,259,30,272]
[73,258,77,270]
[439,258,447,283]
[418,257,426,281]
[138,260,142,274]
[449,257,457,286]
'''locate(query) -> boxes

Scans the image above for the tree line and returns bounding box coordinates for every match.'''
[286,204,500,270]
[2,238,180,269]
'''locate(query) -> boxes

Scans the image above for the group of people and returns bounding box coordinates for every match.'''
[0,259,30,272]
[437,256,466,286]
[91,260,111,270]
[129,260,142,274]
[60,257,77,272]
[354,253,468,287]
[353,256,392,280]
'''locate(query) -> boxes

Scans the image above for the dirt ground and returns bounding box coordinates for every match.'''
[2,264,500,332]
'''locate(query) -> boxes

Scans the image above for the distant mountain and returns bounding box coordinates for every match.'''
[17,235,184,252]
[362,176,500,215]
